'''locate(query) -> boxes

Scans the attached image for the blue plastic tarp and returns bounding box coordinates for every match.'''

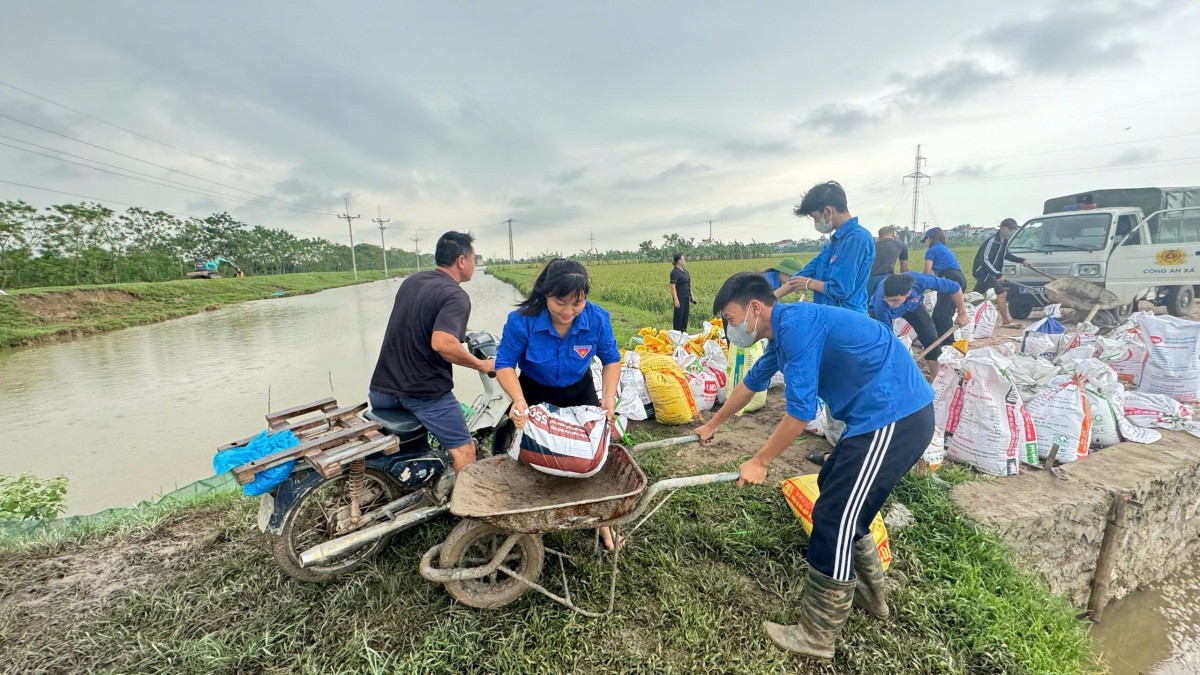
[213,429,299,496]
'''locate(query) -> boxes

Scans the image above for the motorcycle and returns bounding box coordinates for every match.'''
[257,331,516,582]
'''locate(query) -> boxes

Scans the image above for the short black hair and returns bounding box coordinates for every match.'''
[673,252,685,264]
[515,258,590,316]
[882,273,915,298]
[435,231,474,267]
[795,181,848,216]
[1000,218,1018,229]
[712,272,776,316]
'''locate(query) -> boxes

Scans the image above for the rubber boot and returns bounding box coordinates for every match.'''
[763,565,856,660]
[853,536,890,620]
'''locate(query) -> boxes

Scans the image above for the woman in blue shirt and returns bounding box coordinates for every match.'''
[494,259,623,548]
[921,227,967,356]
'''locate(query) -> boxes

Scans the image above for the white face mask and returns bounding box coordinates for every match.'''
[726,305,761,348]
[813,210,834,234]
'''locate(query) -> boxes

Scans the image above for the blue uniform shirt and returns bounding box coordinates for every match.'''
[763,270,784,292]
[495,301,621,388]
[798,217,874,314]
[924,242,961,273]
[870,273,962,325]
[742,302,933,439]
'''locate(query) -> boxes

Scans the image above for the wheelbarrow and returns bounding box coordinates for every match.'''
[1040,276,1126,328]
[418,444,737,616]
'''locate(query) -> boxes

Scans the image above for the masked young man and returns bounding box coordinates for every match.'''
[695,272,935,660]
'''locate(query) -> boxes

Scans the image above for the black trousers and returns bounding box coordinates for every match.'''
[810,404,934,581]
[932,268,967,352]
[672,302,691,332]
[902,306,942,361]
[518,371,599,409]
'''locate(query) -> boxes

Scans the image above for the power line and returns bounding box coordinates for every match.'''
[929,130,1200,169]
[0,177,206,219]
[0,78,274,182]
[934,154,1200,185]
[373,207,391,277]
[0,137,330,216]
[337,197,361,282]
[0,112,337,215]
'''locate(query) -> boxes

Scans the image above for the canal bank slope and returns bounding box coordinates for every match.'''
[0,270,399,348]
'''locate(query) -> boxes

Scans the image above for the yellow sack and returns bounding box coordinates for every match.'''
[726,341,767,414]
[639,353,680,373]
[781,474,892,571]
[639,354,697,424]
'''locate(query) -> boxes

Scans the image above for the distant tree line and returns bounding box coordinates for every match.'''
[0,200,430,289]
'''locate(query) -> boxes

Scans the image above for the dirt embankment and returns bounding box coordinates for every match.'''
[17,289,138,321]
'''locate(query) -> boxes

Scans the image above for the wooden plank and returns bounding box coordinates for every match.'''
[266,397,337,429]
[231,422,382,484]
[217,402,368,452]
[309,437,400,478]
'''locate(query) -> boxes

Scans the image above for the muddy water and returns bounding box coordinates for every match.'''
[0,272,521,515]
[1093,567,1200,674]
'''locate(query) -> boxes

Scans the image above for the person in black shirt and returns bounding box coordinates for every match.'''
[971,218,1030,328]
[368,232,494,472]
[867,226,908,298]
[669,252,697,332]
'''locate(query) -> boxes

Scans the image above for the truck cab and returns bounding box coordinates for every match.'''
[1004,188,1200,320]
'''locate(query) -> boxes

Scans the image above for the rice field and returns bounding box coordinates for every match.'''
[491,249,976,344]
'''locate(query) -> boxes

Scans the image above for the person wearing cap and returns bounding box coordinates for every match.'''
[867,226,909,299]
[695,271,935,660]
[921,227,966,355]
[764,257,805,299]
[786,181,875,314]
[972,218,1031,328]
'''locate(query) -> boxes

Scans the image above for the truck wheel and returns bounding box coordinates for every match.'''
[1009,303,1033,321]
[1166,286,1195,317]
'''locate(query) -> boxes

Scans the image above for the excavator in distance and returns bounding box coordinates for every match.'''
[187,256,245,279]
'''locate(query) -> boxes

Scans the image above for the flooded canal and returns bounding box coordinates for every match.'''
[1093,566,1200,674]
[0,272,521,516]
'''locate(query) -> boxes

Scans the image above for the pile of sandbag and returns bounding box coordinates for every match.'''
[621,321,732,425]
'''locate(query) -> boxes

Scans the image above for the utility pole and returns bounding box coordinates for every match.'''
[338,197,361,281]
[506,218,515,269]
[372,207,391,277]
[903,144,930,234]
[588,232,595,257]
[707,219,714,242]
[410,231,422,272]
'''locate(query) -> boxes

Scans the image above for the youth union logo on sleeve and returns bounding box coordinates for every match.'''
[574,345,592,358]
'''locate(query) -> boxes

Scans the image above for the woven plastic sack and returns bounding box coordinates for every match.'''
[641,365,697,425]
[941,348,1038,476]
[726,341,767,415]
[1021,304,1066,359]
[509,404,610,478]
[1135,313,1200,404]
[1026,378,1092,463]
[781,474,891,571]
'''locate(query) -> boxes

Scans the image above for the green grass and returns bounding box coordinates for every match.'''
[0,270,408,348]
[491,250,977,345]
[0,433,1099,673]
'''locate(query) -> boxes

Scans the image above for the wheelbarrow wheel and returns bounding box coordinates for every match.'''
[439,519,544,609]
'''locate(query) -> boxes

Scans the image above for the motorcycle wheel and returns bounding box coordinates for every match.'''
[271,467,402,582]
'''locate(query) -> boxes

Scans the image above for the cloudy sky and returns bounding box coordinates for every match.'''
[1,0,1198,259]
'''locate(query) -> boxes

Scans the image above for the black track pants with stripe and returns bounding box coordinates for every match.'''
[808,404,934,581]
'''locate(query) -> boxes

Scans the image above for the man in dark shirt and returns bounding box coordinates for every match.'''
[867,226,908,298]
[369,231,494,472]
[971,218,1030,328]
[669,252,697,331]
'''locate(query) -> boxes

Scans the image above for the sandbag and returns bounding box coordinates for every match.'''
[616,366,648,421]
[1059,358,1123,449]
[781,474,891,571]
[807,399,829,437]
[726,341,767,415]
[1135,313,1200,404]
[941,348,1038,476]
[1007,352,1061,403]
[1122,392,1200,436]
[1099,323,1150,386]
[1025,379,1091,463]
[640,354,697,425]
[970,292,1000,340]
[702,340,729,403]
[923,428,945,472]
[509,404,610,478]
[931,349,965,429]
[1021,304,1067,359]
[688,369,719,412]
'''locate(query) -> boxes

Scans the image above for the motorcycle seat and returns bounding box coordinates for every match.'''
[365,408,426,445]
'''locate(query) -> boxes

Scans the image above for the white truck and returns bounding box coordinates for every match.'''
[1003,187,1200,321]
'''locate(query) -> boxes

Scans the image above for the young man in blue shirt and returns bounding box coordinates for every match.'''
[695,272,935,660]
[872,272,969,381]
[785,182,874,314]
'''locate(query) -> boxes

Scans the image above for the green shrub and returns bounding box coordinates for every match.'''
[0,473,69,521]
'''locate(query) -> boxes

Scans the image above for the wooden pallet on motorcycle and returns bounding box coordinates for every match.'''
[223,397,400,485]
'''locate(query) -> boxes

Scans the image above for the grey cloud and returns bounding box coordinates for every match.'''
[613,160,714,190]
[799,103,884,135]
[888,60,1012,107]
[722,139,796,157]
[508,194,584,226]
[980,0,1187,75]
[933,163,1004,180]
[1108,147,1158,165]
[664,198,792,228]
[549,167,587,185]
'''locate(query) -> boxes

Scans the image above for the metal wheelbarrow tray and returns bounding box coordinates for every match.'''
[449,445,648,534]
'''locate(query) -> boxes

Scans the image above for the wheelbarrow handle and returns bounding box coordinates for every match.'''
[609,471,740,527]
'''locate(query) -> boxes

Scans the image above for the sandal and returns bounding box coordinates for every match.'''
[1002,322,1022,329]
[805,450,829,466]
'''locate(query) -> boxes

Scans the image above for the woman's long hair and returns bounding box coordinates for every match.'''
[925,230,946,246]
[516,258,590,317]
